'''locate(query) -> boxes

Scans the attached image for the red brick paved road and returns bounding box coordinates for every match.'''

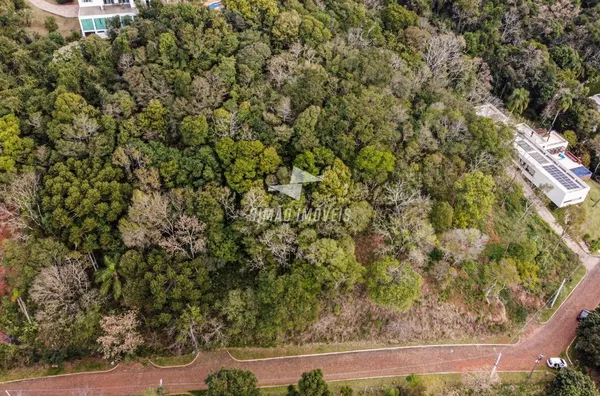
[3,261,599,395]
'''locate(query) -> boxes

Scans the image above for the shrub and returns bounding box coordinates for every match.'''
[44,16,58,32]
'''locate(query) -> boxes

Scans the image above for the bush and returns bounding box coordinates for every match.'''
[44,16,58,32]
[55,0,72,4]
[548,368,599,396]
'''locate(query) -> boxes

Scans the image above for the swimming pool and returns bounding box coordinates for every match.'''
[208,2,221,9]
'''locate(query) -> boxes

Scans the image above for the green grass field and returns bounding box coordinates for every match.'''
[188,371,550,395]
[582,180,600,243]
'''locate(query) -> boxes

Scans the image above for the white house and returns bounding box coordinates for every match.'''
[475,104,590,207]
[78,0,138,37]
[590,94,600,113]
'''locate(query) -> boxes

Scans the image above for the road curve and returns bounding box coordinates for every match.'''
[2,261,599,395]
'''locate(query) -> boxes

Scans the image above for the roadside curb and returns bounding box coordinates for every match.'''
[226,343,513,363]
[565,337,577,366]
[0,364,119,386]
[147,354,200,369]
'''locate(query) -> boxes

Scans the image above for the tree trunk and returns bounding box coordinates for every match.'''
[552,228,568,255]
[17,297,32,325]
[548,110,560,138]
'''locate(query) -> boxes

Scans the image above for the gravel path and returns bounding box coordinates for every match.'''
[26,0,79,18]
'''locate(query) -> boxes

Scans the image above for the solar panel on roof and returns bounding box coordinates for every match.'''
[517,140,535,152]
[543,165,582,190]
[529,152,550,165]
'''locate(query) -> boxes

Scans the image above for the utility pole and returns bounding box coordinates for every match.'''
[551,279,567,308]
[491,352,502,379]
[529,354,545,380]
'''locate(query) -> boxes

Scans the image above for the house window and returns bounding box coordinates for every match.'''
[81,18,95,31]
[93,17,107,30]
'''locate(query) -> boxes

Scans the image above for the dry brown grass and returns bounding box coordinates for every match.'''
[287,293,507,345]
[25,7,79,36]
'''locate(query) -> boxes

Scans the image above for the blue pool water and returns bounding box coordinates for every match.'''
[208,2,220,8]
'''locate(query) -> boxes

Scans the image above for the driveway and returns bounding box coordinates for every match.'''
[26,0,78,18]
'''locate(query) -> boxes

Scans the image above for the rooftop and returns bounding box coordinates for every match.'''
[590,94,600,111]
[474,104,511,125]
[79,4,138,17]
[515,123,567,149]
[515,132,588,194]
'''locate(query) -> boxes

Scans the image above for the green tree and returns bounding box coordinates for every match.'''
[548,368,600,396]
[40,158,132,252]
[288,369,332,396]
[215,137,281,193]
[95,255,123,301]
[507,88,530,115]
[340,386,353,396]
[299,16,332,45]
[0,114,34,180]
[430,201,454,234]
[180,115,209,146]
[47,93,115,159]
[452,171,495,228]
[272,11,302,46]
[366,256,423,311]
[222,0,278,25]
[575,307,600,369]
[205,368,261,396]
[382,4,418,31]
[138,99,167,141]
[354,145,395,184]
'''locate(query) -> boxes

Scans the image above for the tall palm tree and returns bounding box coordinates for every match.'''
[95,255,122,301]
[507,88,530,115]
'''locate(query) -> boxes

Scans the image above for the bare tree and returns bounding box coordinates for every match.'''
[267,55,297,88]
[119,190,206,259]
[501,9,522,44]
[0,172,43,239]
[347,27,373,49]
[259,224,297,267]
[424,33,467,86]
[97,311,143,360]
[30,254,99,348]
[374,183,435,259]
[440,228,489,265]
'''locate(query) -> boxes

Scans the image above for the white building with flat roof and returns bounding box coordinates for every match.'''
[474,104,590,207]
[78,0,138,37]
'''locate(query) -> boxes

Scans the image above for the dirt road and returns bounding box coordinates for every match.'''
[3,260,599,395]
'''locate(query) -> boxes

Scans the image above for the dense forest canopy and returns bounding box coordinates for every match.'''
[0,0,592,366]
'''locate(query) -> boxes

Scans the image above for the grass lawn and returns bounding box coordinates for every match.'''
[189,371,551,395]
[582,180,600,243]
[228,335,515,361]
[0,358,112,383]
[538,264,587,323]
[150,353,196,367]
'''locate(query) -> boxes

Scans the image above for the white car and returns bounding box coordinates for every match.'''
[547,357,568,369]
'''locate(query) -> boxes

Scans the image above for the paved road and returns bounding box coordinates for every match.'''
[26,0,78,18]
[3,260,599,395]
